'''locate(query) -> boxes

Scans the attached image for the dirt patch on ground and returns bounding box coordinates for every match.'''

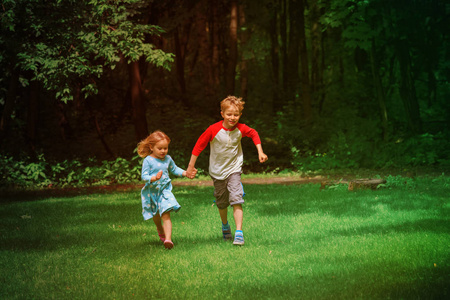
[0,176,328,200]
[5,166,446,199]
[173,176,326,186]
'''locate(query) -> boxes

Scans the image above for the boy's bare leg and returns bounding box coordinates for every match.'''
[232,204,243,231]
[219,207,228,224]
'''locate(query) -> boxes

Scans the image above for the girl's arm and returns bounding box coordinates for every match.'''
[141,158,152,181]
[168,156,186,177]
[142,158,162,183]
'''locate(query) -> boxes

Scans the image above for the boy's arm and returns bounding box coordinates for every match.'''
[186,125,214,179]
[237,124,268,163]
[186,154,198,179]
[256,144,268,163]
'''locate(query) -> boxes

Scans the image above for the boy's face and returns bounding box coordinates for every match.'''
[221,105,241,129]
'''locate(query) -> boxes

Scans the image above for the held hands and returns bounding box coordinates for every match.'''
[186,166,198,179]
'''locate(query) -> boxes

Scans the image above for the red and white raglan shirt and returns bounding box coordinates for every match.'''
[192,121,261,180]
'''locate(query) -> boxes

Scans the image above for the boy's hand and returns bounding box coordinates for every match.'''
[256,144,268,163]
[259,152,268,163]
[186,167,197,179]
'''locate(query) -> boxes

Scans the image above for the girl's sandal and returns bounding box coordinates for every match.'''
[164,240,174,249]
[158,233,165,242]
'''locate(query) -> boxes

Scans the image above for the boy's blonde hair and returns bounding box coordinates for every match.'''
[221,95,245,113]
[137,130,171,158]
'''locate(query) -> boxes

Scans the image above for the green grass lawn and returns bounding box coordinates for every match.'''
[1,176,449,299]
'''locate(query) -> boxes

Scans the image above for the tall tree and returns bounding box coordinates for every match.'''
[238,3,249,100]
[309,0,324,114]
[0,0,174,143]
[129,61,148,142]
[285,0,300,105]
[226,0,238,95]
[268,3,280,112]
[297,0,312,124]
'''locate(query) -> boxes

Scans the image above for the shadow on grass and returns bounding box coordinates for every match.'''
[333,218,450,237]
[234,262,449,299]
[248,183,449,218]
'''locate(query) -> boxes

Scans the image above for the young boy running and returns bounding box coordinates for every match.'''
[186,96,268,245]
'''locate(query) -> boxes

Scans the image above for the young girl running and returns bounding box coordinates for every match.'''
[137,130,196,249]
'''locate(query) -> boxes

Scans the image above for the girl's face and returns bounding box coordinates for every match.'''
[150,139,169,160]
[221,105,241,129]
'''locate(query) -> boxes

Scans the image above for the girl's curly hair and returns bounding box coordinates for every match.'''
[137,130,171,158]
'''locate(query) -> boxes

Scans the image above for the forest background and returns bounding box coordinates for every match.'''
[1,0,449,187]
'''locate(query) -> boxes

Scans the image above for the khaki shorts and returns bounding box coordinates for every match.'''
[212,172,244,209]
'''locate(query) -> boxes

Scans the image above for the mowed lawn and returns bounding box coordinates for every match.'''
[1,177,449,299]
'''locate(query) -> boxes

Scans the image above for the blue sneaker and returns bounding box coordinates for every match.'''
[222,222,232,240]
[233,231,244,245]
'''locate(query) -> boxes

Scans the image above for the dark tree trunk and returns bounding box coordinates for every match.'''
[195,3,211,88]
[269,4,280,112]
[0,69,20,143]
[210,1,220,90]
[370,41,389,141]
[396,41,422,134]
[26,80,40,155]
[174,23,192,107]
[226,0,238,95]
[92,113,115,159]
[280,0,287,95]
[310,1,323,111]
[285,0,300,105]
[318,27,326,114]
[297,0,312,124]
[55,102,73,141]
[239,4,248,100]
[129,61,149,142]
[196,0,219,110]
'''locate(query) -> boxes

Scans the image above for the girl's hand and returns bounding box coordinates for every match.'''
[186,166,197,179]
[152,170,163,182]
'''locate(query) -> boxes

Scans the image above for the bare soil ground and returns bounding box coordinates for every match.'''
[0,175,327,200]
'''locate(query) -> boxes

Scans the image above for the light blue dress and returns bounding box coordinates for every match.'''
[141,155,184,220]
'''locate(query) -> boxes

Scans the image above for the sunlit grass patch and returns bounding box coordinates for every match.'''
[1,177,449,299]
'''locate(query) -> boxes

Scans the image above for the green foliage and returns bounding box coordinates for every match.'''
[0,154,146,189]
[382,133,450,168]
[379,175,417,190]
[432,173,450,188]
[1,0,174,102]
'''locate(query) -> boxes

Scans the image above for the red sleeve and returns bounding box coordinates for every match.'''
[192,121,223,156]
[237,123,261,145]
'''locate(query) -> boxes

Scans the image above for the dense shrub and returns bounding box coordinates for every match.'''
[290,132,450,172]
[0,154,143,189]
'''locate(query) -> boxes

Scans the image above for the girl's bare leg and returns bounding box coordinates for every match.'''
[153,213,164,236]
[161,212,172,241]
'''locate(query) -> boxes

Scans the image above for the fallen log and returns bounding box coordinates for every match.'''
[347,178,386,191]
